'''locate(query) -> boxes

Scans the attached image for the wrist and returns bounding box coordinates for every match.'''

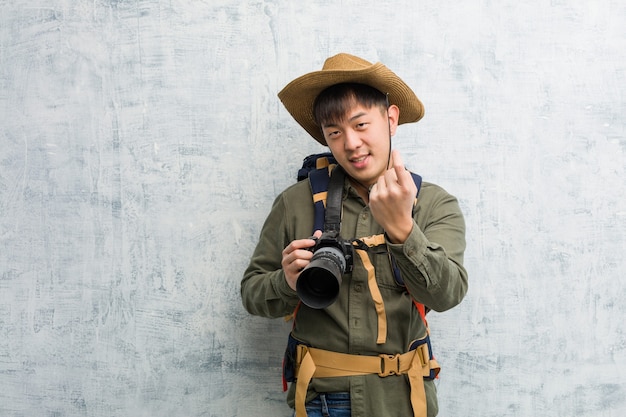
[385,221,414,244]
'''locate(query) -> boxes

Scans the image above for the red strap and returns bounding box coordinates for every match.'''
[414,301,428,327]
[282,357,289,391]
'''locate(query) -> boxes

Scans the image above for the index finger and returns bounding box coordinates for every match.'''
[285,236,317,254]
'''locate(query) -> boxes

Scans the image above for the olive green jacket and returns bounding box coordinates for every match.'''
[241,175,468,417]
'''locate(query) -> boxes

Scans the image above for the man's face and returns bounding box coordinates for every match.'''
[321,103,399,188]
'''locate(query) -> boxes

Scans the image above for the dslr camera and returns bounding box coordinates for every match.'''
[297,231,354,309]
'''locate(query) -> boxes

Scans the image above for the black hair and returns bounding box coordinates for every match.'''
[313,83,388,129]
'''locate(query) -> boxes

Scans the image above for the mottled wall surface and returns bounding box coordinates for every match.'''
[1,1,624,416]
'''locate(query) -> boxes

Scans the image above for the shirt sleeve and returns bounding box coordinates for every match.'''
[241,192,301,318]
[387,185,468,312]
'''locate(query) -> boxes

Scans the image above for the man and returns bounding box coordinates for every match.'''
[241,53,468,417]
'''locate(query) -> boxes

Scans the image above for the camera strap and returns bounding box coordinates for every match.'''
[323,164,345,233]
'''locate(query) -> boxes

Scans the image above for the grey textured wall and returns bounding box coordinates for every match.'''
[1,1,625,416]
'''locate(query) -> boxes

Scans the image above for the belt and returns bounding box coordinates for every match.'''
[294,341,440,417]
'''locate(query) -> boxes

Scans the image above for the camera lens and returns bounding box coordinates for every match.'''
[297,246,345,309]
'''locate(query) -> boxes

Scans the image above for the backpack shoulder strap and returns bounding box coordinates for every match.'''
[308,167,334,232]
[297,152,336,181]
[410,172,422,200]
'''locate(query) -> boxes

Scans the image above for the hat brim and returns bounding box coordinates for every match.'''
[278,62,424,145]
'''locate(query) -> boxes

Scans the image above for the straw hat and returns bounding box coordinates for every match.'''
[278,53,424,145]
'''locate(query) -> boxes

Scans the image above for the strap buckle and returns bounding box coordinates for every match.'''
[416,343,430,367]
[378,353,400,377]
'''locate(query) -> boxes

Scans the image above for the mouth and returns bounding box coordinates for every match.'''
[348,154,370,170]
[349,154,369,164]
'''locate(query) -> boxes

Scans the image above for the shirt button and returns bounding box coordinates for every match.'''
[361,212,368,220]
[354,284,363,292]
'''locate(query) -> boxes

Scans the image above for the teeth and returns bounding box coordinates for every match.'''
[352,156,366,162]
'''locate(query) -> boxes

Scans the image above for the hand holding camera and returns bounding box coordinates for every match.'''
[296,231,354,309]
[281,231,322,291]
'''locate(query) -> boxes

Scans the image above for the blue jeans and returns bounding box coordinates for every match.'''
[294,392,351,417]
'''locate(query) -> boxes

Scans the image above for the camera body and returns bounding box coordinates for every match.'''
[296,231,354,309]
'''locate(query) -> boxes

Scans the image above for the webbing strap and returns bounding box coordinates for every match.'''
[356,234,387,247]
[362,234,431,330]
[316,155,333,169]
[354,248,387,345]
[295,350,316,417]
[293,343,437,417]
[351,233,391,345]
[312,191,328,205]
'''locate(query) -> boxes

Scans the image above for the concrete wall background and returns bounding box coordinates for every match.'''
[1,1,624,416]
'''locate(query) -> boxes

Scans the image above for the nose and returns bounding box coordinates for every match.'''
[343,128,362,150]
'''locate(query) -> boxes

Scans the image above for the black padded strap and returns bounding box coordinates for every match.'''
[324,165,345,233]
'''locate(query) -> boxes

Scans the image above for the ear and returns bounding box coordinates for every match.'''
[387,104,400,136]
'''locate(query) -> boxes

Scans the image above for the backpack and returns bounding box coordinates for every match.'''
[283,152,439,391]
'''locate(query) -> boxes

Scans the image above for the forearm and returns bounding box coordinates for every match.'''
[240,192,301,318]
[391,228,467,312]
[388,191,468,312]
[241,267,299,318]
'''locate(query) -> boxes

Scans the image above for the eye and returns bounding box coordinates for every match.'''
[325,130,341,140]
